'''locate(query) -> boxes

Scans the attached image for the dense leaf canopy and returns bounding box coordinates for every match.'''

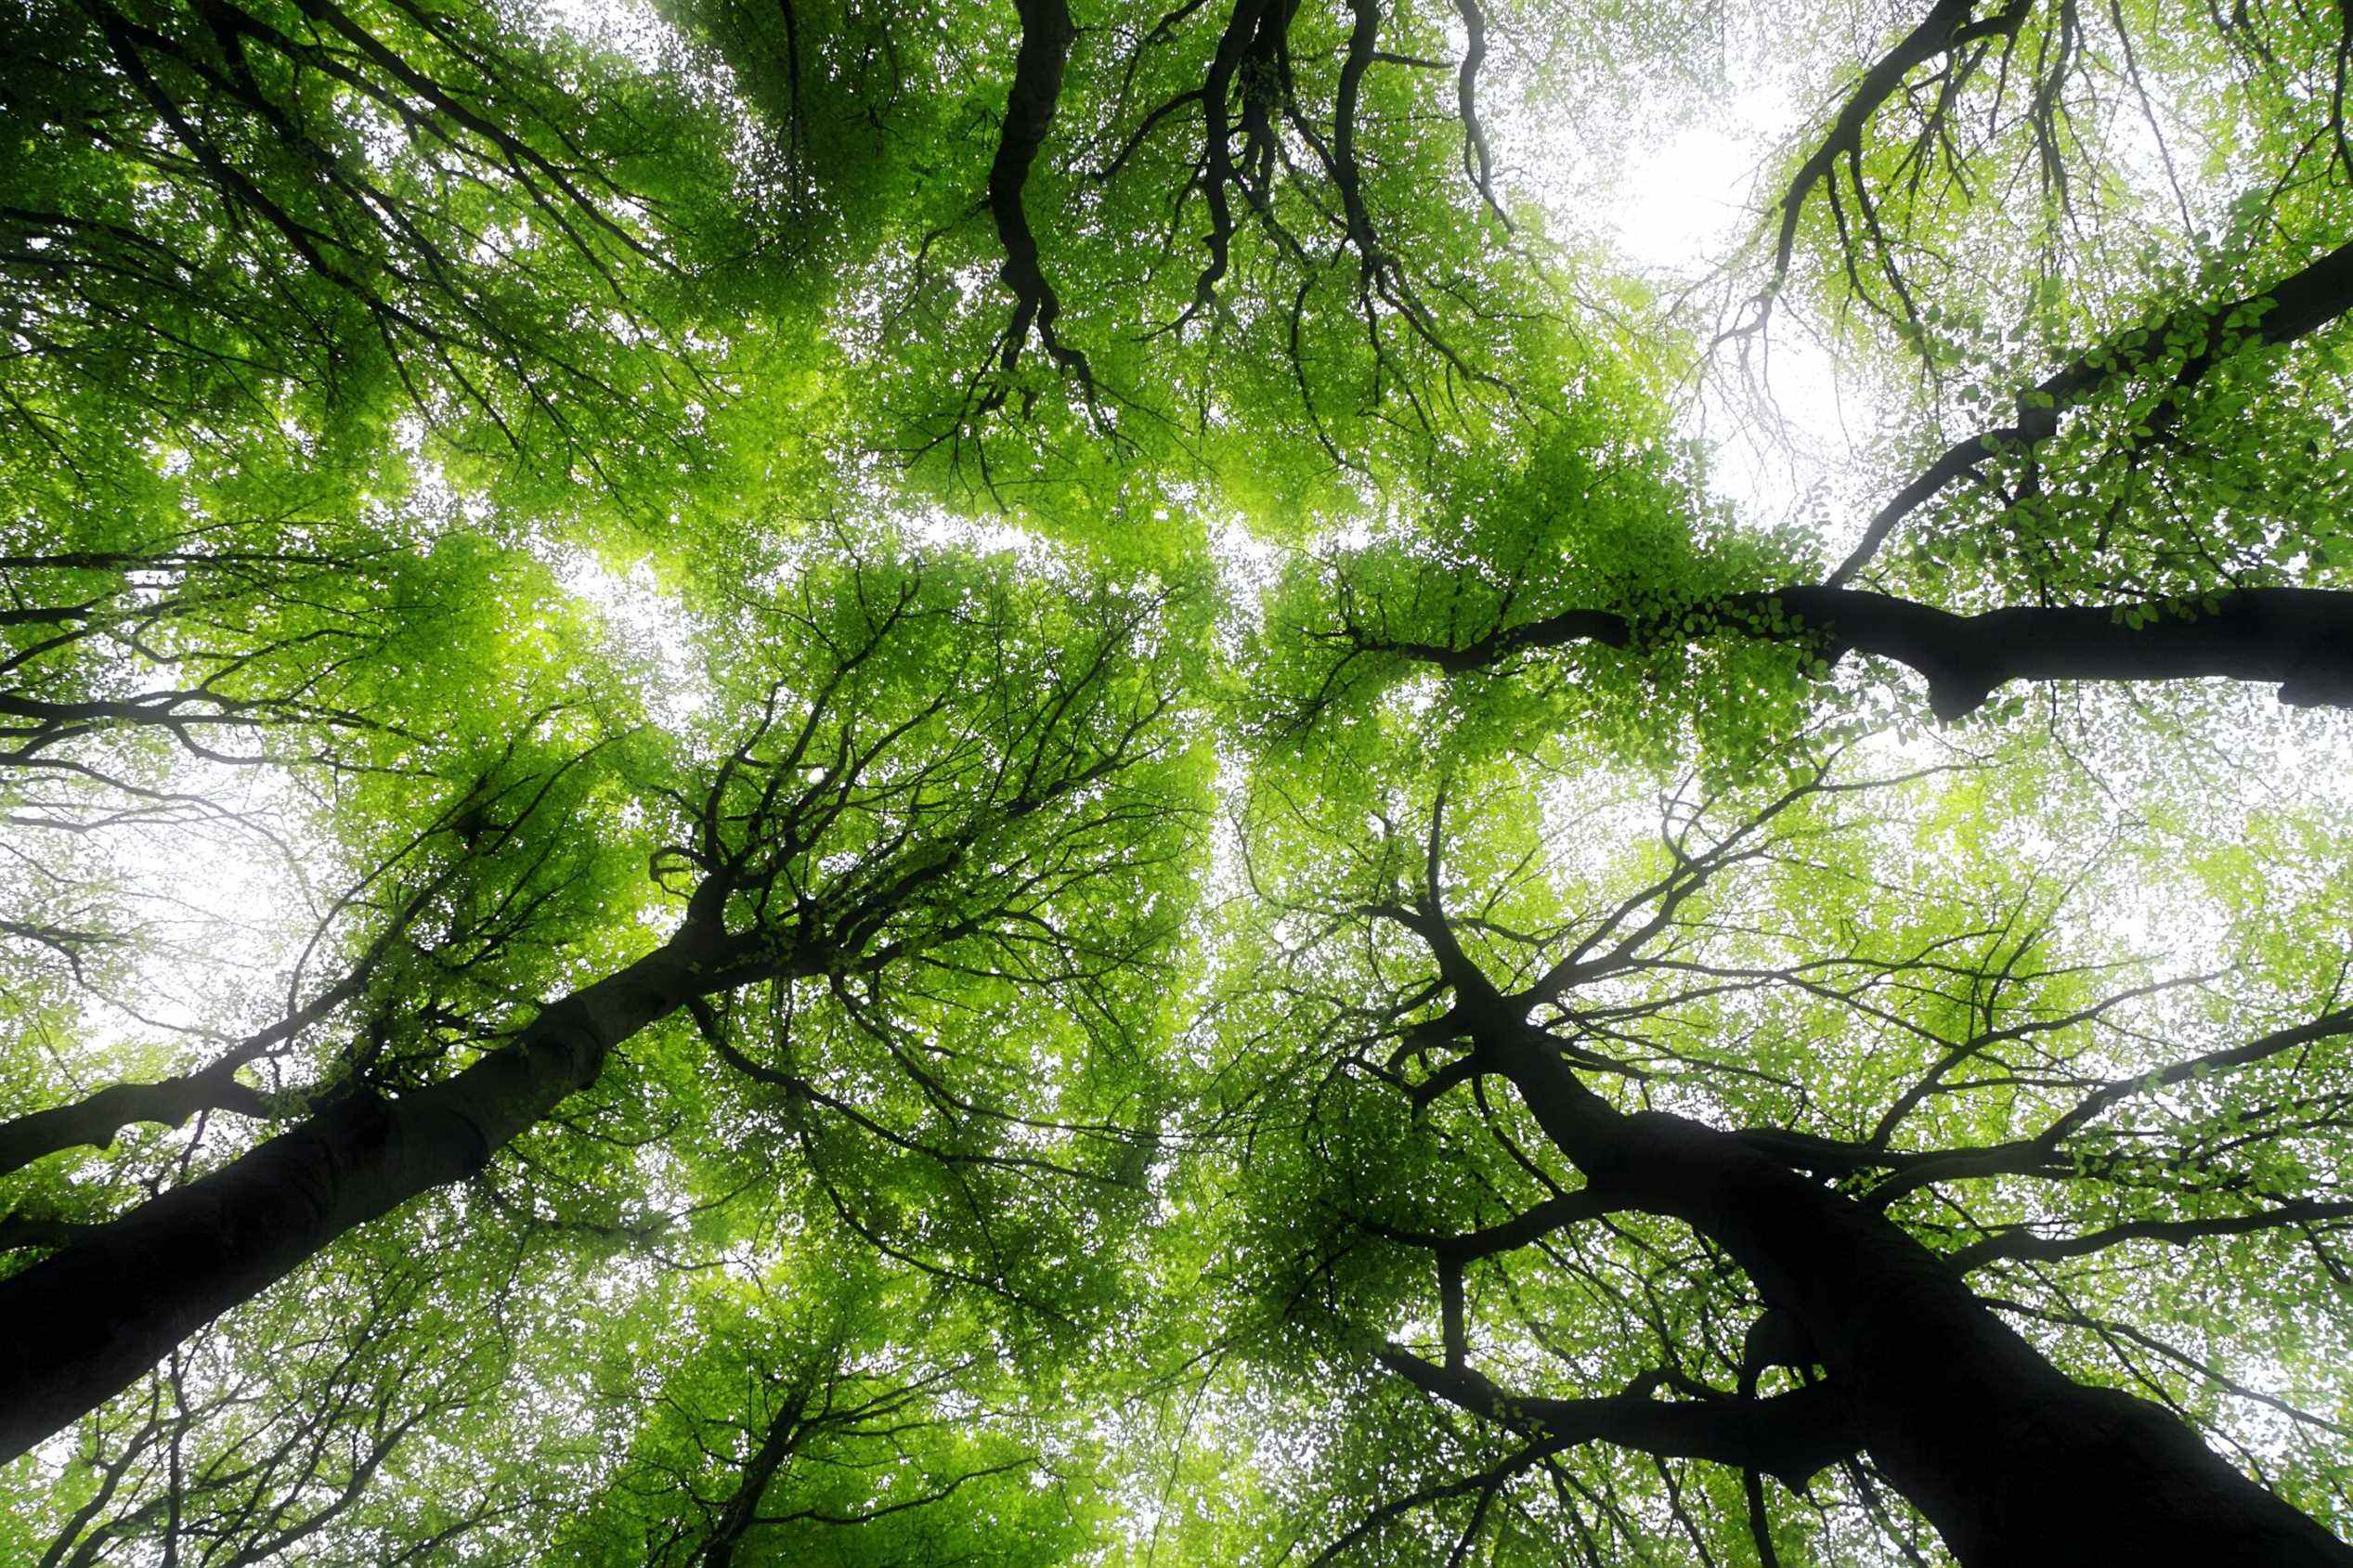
[2,0,2351,1561]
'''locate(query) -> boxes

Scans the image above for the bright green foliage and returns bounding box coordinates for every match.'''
[1172,710,2353,1560]
[3,0,2352,1562]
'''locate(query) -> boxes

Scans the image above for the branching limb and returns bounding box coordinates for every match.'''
[988,0,1095,389]
[1335,585,2353,718]
[1376,1346,1859,1485]
[1829,235,2353,585]
[1952,1199,2353,1271]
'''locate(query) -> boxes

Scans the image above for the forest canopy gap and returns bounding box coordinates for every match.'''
[3,0,2353,1562]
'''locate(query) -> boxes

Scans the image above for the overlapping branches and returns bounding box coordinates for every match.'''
[1242,742,2353,1561]
[649,562,1193,1311]
[0,537,418,788]
[639,1328,1039,1566]
[6,0,703,463]
[1741,0,2041,343]
[0,542,1200,1468]
[1829,236,2353,587]
[0,745,614,1189]
[30,1252,519,1566]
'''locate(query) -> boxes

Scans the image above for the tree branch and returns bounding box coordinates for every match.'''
[1830,235,2353,585]
[1952,1199,2353,1272]
[1346,585,2353,718]
[1376,1346,1859,1485]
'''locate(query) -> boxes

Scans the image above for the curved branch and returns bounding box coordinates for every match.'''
[2038,1004,2353,1147]
[1309,1430,1572,1565]
[1767,0,2002,298]
[1356,1186,1628,1262]
[1814,1006,2353,1208]
[989,0,1093,383]
[0,962,382,1178]
[1830,235,2353,585]
[1451,0,1508,225]
[1377,1346,1860,1485]
[0,1067,275,1179]
[1952,1199,2353,1272]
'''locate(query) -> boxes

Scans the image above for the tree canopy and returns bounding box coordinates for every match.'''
[3,0,2352,1561]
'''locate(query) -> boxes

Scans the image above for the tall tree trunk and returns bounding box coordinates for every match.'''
[0,931,739,1462]
[1488,1026,2353,1565]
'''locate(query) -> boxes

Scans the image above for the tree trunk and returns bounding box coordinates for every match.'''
[1490,1028,2353,1565]
[696,1385,809,1567]
[0,933,734,1462]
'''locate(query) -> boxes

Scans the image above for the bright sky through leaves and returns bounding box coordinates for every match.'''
[3,0,2351,1561]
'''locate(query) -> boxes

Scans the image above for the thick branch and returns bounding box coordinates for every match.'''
[988,0,1092,382]
[1470,1018,2353,1563]
[1768,0,1995,294]
[0,953,394,1178]
[0,1067,274,1179]
[696,1374,814,1567]
[1376,1347,1859,1486]
[1952,1199,2353,1272]
[1450,0,1507,223]
[1355,585,2353,718]
[2041,1004,2353,1146]
[1360,1186,1627,1262]
[0,924,754,1461]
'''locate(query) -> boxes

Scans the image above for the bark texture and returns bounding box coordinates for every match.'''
[0,932,735,1462]
[1374,585,2353,719]
[1488,1024,2353,1565]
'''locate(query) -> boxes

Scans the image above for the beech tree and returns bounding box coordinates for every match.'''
[3,0,2351,1562]
[1187,727,2353,1562]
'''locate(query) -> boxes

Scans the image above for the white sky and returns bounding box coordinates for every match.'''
[1562,70,1878,548]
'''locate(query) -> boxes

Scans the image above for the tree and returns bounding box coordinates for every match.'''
[3,0,2351,1561]
[1194,724,2353,1562]
[0,534,1204,1515]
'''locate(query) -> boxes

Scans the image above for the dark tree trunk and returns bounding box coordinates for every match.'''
[0,933,734,1462]
[1489,1027,2353,1565]
[696,1387,809,1567]
[986,0,1087,378]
